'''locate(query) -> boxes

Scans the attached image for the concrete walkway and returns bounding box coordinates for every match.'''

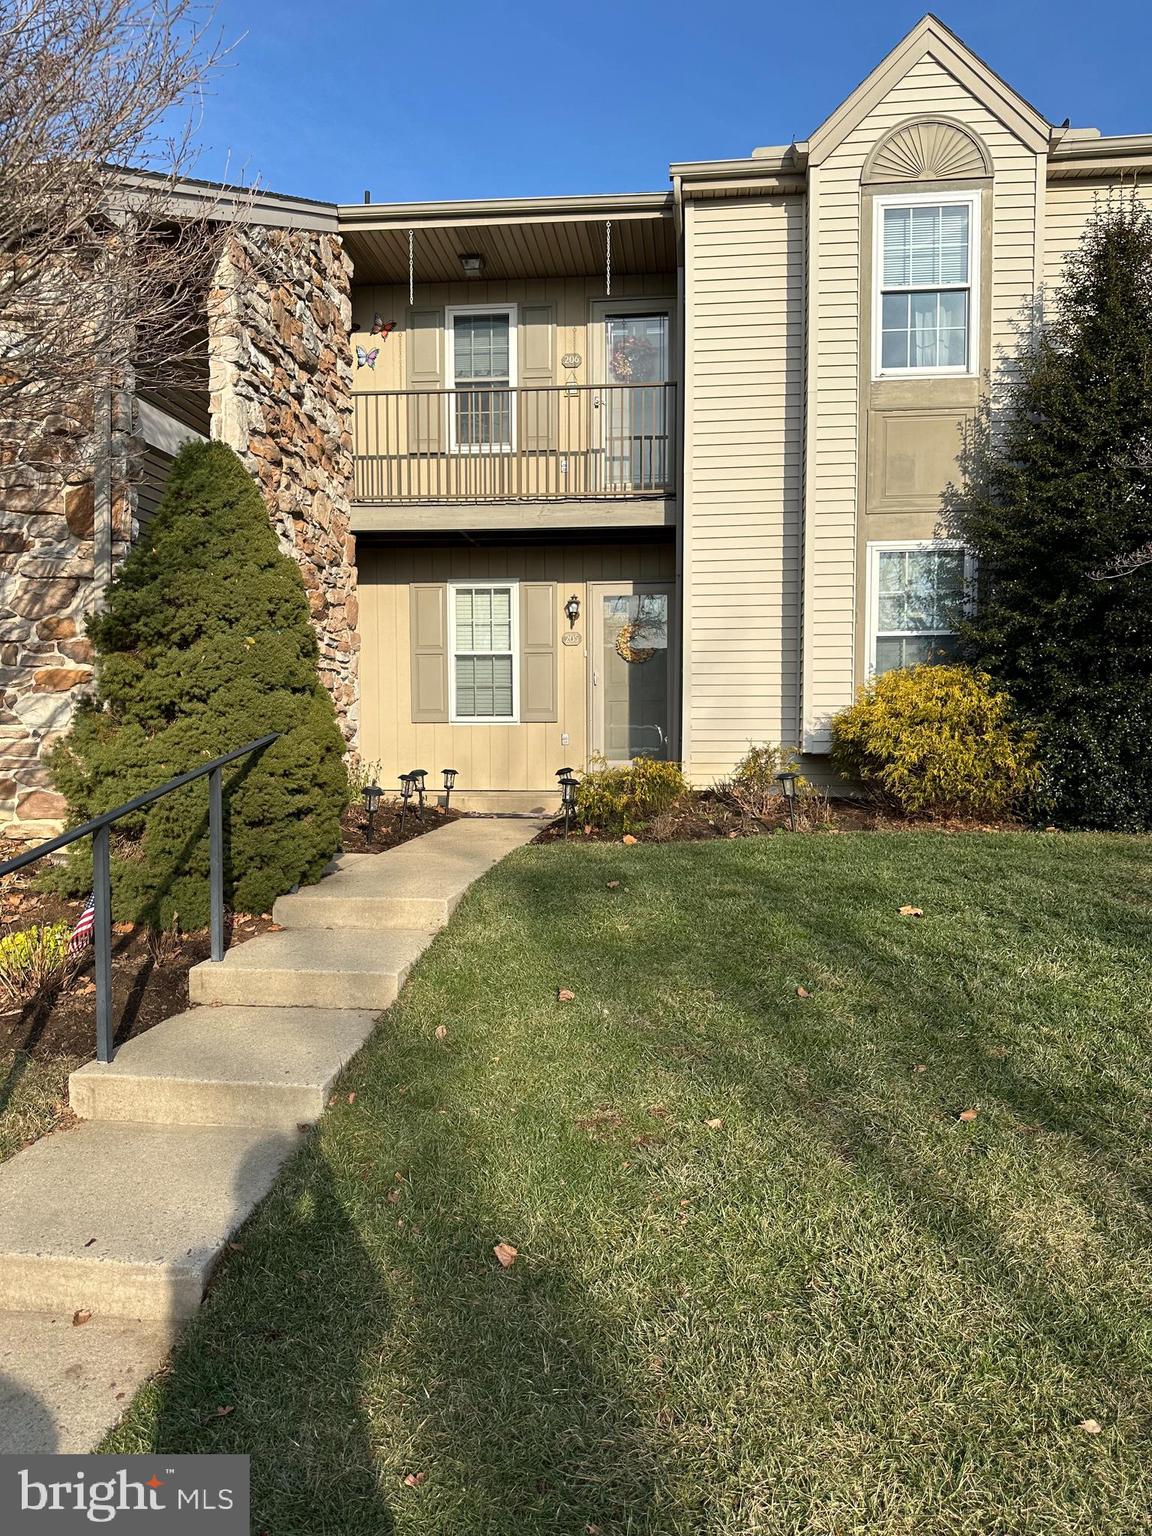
[0,815,541,1453]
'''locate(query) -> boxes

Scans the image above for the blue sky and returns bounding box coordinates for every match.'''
[190,1,1152,204]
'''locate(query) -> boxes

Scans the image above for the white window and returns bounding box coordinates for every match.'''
[867,542,970,675]
[874,193,978,375]
[445,305,517,451]
[449,583,518,721]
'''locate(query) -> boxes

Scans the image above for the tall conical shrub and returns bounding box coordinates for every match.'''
[948,195,1152,829]
[49,440,348,927]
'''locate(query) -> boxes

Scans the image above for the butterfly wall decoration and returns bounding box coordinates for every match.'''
[356,345,379,369]
[371,313,396,340]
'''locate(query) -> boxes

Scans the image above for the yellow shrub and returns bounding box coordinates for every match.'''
[576,755,688,835]
[0,922,75,1005]
[831,664,1040,819]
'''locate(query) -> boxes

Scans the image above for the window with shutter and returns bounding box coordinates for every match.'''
[875,194,977,374]
[449,583,518,721]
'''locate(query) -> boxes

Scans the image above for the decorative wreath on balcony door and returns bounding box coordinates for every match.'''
[614,620,655,665]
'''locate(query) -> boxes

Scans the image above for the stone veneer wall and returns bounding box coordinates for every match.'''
[0,392,136,838]
[0,222,357,838]
[208,227,359,740]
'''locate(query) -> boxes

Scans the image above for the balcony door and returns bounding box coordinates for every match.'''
[601,312,669,491]
[589,581,675,764]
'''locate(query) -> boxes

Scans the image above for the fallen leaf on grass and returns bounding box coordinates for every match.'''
[434,1024,447,1041]
[912,1064,928,1074]
[386,1188,401,1204]
[493,1242,519,1268]
[622,834,638,845]
[586,1525,603,1534]
[557,988,576,1002]
[957,1108,980,1123]
[607,880,620,889]
[347,1091,357,1104]
[404,1472,426,1488]
[795,985,811,999]
[704,1118,724,1129]
[898,905,924,918]
[213,1405,234,1418]
[1078,1418,1103,1434]
[72,1309,92,1327]
[227,1242,244,1253]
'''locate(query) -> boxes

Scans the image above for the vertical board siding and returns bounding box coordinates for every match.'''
[350,274,675,396]
[682,195,806,785]
[801,51,1045,750]
[357,540,675,798]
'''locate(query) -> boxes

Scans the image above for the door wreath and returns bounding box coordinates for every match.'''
[614,620,655,664]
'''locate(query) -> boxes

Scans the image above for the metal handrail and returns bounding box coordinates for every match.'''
[0,733,279,1062]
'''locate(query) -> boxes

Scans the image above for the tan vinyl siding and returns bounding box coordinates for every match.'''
[1044,179,1152,292]
[358,540,674,800]
[802,52,1045,749]
[680,195,806,785]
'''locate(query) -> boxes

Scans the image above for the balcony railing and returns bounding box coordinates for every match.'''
[353,382,677,503]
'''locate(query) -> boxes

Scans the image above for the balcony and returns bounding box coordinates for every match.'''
[353,382,677,505]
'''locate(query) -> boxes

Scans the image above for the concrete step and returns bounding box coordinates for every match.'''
[273,817,545,932]
[69,1006,379,1128]
[188,926,434,1009]
[0,1122,295,1322]
[0,1311,174,1454]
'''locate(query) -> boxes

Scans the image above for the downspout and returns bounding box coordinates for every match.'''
[672,173,689,775]
[92,365,114,608]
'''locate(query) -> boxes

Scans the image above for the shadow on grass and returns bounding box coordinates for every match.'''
[121,1091,666,1534]
[107,833,1152,1530]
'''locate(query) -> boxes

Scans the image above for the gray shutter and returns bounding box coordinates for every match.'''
[407,309,443,453]
[410,583,449,723]
[520,305,554,452]
[520,581,557,723]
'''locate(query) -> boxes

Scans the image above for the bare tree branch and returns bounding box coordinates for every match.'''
[0,0,244,463]
[1090,540,1152,580]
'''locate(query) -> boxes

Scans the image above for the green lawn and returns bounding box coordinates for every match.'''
[106,832,1152,1534]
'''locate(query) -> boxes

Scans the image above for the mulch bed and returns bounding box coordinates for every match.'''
[340,799,462,853]
[533,790,1024,844]
[0,801,458,1073]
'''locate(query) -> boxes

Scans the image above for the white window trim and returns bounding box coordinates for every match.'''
[865,539,974,677]
[444,304,518,454]
[447,579,520,724]
[872,190,980,379]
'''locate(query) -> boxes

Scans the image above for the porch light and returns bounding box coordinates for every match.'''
[442,767,458,810]
[564,594,581,628]
[361,782,383,846]
[460,253,485,277]
[776,770,800,833]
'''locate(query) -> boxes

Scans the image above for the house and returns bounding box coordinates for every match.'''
[3,14,1151,828]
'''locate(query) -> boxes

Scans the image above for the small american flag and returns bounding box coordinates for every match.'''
[69,893,95,956]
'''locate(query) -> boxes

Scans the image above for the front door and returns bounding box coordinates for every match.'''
[589,581,675,764]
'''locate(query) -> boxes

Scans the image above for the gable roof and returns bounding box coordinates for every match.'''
[805,13,1051,167]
